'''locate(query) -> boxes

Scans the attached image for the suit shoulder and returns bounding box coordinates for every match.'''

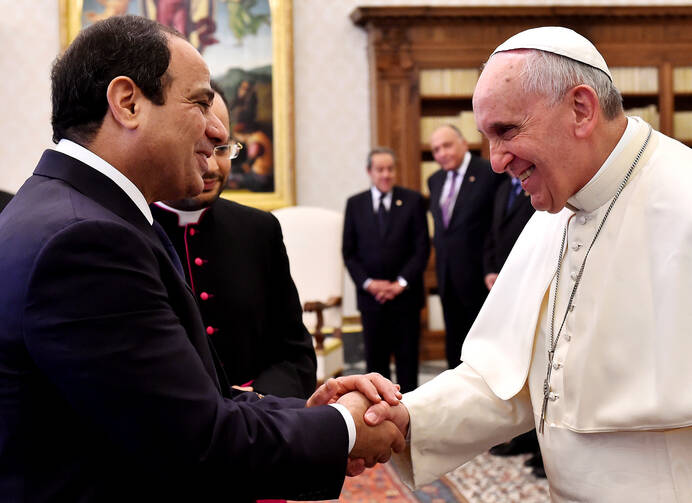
[345,190,370,205]
[427,169,445,183]
[394,186,424,201]
[470,154,491,170]
[213,198,277,227]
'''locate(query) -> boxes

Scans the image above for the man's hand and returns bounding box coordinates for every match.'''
[375,282,404,303]
[366,279,393,304]
[306,373,402,408]
[484,272,498,291]
[231,385,254,392]
[338,391,406,468]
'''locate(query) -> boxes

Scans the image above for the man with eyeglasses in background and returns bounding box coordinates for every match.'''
[152,81,318,400]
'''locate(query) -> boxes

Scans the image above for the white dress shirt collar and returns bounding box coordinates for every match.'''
[370,186,393,212]
[450,151,472,180]
[54,139,153,224]
[153,201,208,226]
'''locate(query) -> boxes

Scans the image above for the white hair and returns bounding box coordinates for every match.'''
[518,50,623,120]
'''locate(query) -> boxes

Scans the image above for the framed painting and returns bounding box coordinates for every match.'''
[59,0,295,210]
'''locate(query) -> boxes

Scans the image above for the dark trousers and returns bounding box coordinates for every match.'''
[360,306,421,393]
[440,285,481,369]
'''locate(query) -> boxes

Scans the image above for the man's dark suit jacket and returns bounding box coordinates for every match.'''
[483,176,535,275]
[428,156,500,313]
[342,187,430,313]
[151,200,317,398]
[0,150,346,502]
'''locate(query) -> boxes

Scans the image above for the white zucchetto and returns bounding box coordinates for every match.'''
[491,26,612,81]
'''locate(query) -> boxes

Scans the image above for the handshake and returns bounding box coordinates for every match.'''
[306,373,411,476]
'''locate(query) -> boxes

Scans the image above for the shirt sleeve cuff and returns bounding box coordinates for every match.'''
[329,403,356,454]
[397,276,408,288]
[363,278,373,290]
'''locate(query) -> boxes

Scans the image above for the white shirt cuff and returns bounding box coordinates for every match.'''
[329,403,356,454]
[363,278,373,290]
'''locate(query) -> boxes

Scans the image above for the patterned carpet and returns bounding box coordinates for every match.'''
[298,451,549,503]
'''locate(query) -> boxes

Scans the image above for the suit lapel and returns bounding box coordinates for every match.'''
[36,151,227,394]
[360,191,379,236]
[384,188,404,239]
[35,152,195,281]
[429,170,445,220]
[447,162,479,229]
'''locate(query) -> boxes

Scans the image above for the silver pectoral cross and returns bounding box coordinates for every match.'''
[539,350,555,434]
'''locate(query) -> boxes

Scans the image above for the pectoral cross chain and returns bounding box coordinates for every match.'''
[539,350,554,434]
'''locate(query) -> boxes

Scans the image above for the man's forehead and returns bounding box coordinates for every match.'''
[167,35,211,83]
[372,152,395,165]
[432,126,460,141]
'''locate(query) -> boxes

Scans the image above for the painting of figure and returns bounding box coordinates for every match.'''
[80,0,276,193]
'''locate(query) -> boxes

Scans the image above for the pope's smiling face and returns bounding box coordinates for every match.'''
[473,51,585,214]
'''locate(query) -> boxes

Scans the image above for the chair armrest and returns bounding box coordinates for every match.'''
[304,297,342,349]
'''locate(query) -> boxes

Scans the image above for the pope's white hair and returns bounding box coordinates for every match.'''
[518,50,623,120]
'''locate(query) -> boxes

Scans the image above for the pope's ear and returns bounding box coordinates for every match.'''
[106,76,142,130]
[570,84,599,139]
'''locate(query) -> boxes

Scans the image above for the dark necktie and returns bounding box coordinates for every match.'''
[377,191,388,236]
[506,177,523,212]
[152,220,185,278]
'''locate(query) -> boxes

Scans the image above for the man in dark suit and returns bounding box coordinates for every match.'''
[483,175,535,290]
[0,16,404,502]
[0,190,11,212]
[343,148,430,393]
[153,82,316,399]
[427,125,501,369]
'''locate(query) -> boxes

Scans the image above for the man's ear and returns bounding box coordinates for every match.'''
[570,84,599,139]
[106,76,142,130]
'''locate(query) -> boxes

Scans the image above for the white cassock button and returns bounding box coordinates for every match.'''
[549,392,559,401]
[579,215,588,225]
[570,271,577,281]
[553,362,562,370]
[564,334,572,341]
[569,304,575,312]
[572,242,582,251]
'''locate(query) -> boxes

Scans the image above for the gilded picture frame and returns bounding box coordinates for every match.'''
[59,0,295,211]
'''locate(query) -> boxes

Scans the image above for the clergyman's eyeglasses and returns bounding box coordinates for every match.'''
[213,142,243,160]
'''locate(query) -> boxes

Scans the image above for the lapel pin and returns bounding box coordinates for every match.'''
[395,199,403,206]
[469,176,476,183]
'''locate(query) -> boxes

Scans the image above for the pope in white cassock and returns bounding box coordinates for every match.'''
[360,26,692,502]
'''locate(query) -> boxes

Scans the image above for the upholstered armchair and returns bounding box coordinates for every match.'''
[272,206,345,382]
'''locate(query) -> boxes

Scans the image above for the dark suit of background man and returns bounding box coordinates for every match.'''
[483,175,535,291]
[428,125,501,369]
[483,174,543,476]
[0,190,12,212]
[343,148,430,393]
[0,16,404,502]
[152,81,316,400]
